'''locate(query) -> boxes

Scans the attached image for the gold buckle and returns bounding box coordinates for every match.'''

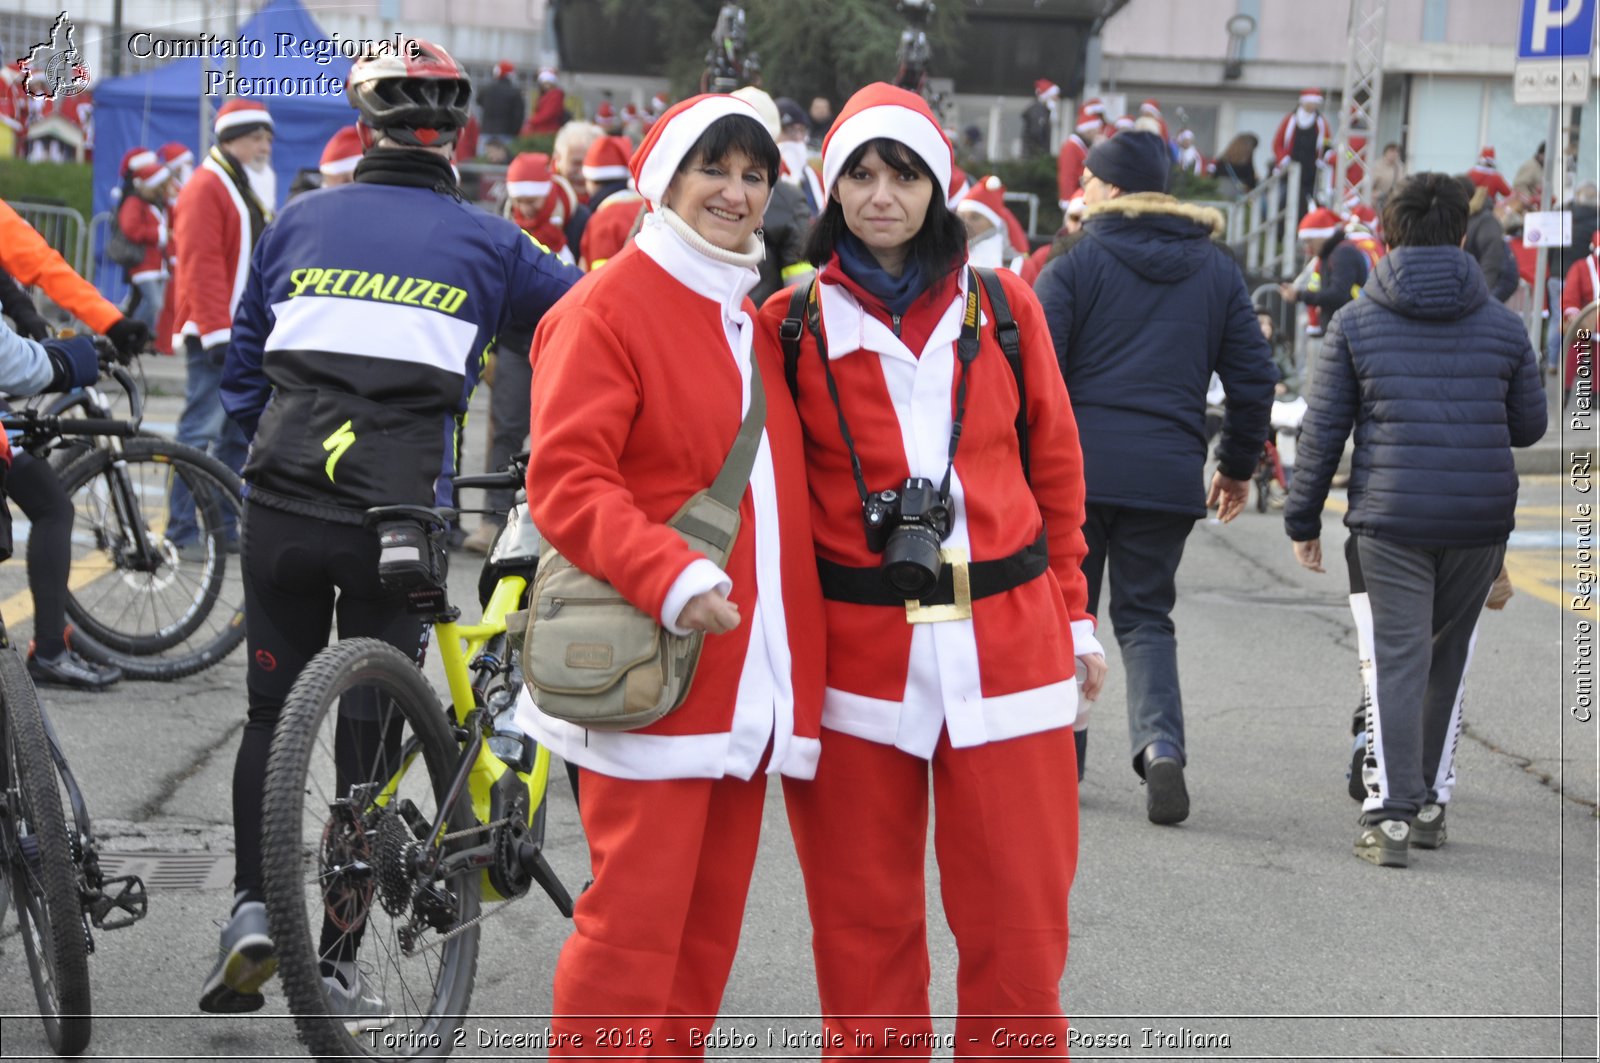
[905,547,972,624]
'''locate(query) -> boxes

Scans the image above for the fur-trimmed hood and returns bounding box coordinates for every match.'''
[1082,192,1226,235]
[1080,192,1227,285]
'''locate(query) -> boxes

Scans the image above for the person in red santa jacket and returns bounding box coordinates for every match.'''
[1561,230,1600,400]
[1467,145,1513,203]
[504,150,577,264]
[577,134,645,269]
[1056,97,1104,208]
[115,147,175,332]
[517,92,824,1055]
[165,98,272,554]
[757,82,1105,1057]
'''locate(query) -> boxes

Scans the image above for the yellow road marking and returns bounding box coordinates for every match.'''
[0,556,117,626]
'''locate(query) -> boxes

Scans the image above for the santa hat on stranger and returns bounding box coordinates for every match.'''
[319,125,364,177]
[158,142,194,173]
[1298,88,1325,108]
[214,98,273,142]
[1477,145,1498,168]
[1298,206,1342,242]
[506,152,554,199]
[1065,189,1087,220]
[121,147,169,192]
[630,92,768,210]
[946,168,970,208]
[821,82,954,200]
[1074,103,1104,134]
[494,60,514,79]
[957,174,1028,253]
[1035,79,1060,102]
[1139,98,1162,117]
[537,67,559,85]
[594,100,617,126]
[1112,114,1136,132]
[649,92,670,115]
[581,134,633,183]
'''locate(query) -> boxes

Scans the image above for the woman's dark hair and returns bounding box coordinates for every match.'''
[803,137,966,279]
[678,114,780,185]
[1216,133,1258,167]
[1381,172,1469,248]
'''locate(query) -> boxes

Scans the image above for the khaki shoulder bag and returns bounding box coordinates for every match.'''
[522,355,767,730]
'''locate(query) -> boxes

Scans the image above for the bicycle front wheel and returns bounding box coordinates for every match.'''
[0,649,92,1055]
[262,638,480,1062]
[58,437,246,680]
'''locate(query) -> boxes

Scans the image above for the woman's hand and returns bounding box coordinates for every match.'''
[1076,652,1107,702]
[677,590,741,635]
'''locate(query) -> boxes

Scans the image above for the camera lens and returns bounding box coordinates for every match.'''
[882,523,944,599]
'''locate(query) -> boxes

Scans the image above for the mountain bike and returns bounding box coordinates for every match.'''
[261,459,572,1061]
[0,407,151,1054]
[7,351,246,679]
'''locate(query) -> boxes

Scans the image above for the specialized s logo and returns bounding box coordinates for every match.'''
[322,420,357,482]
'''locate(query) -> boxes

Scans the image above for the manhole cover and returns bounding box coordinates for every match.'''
[97,852,233,891]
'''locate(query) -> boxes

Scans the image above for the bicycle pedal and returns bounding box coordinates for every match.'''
[515,839,574,918]
[88,873,148,930]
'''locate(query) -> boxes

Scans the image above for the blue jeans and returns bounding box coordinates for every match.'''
[167,338,249,545]
[1080,504,1197,773]
[130,277,166,331]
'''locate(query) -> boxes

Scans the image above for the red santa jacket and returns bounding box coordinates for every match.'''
[523,87,566,135]
[757,266,1099,755]
[168,151,264,349]
[511,174,578,259]
[1056,134,1091,207]
[116,194,169,283]
[579,189,644,270]
[518,219,825,780]
[1564,252,1600,320]
[1467,165,1513,202]
[1272,110,1330,167]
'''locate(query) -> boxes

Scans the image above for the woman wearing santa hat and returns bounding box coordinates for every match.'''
[1056,97,1104,207]
[515,93,825,1054]
[757,81,1104,1056]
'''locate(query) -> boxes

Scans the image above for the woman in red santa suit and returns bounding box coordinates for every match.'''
[515,93,825,1056]
[757,82,1105,1058]
[504,151,577,264]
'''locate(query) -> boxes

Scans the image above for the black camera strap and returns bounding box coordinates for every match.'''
[781,268,982,512]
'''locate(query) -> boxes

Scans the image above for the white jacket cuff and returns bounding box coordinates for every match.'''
[1071,618,1104,659]
[660,558,732,636]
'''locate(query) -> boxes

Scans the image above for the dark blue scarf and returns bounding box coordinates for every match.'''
[835,231,927,317]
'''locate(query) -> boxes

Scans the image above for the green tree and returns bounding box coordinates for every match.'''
[598,0,725,95]
[745,0,966,109]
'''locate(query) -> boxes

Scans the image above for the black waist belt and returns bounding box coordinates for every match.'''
[817,532,1049,607]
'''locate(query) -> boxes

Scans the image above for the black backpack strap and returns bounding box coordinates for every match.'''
[972,267,1030,484]
[779,279,812,399]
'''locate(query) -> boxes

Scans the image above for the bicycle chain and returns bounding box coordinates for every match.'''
[437,816,513,842]
[407,897,514,955]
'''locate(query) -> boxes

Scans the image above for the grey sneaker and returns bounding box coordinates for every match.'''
[198,901,276,1013]
[1354,819,1410,867]
[322,962,392,1035]
[1411,803,1447,849]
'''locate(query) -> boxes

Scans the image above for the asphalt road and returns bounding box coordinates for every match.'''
[0,364,1593,1061]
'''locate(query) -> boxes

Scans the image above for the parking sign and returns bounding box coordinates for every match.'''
[1516,0,1596,103]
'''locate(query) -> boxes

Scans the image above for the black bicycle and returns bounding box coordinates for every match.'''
[9,353,246,680]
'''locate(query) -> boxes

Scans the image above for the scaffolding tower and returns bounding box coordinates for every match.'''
[1332,0,1388,208]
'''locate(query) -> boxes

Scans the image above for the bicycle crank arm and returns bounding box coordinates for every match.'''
[86,873,148,930]
[516,838,573,918]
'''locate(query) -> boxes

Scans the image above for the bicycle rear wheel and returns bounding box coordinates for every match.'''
[57,438,246,680]
[262,638,480,1062]
[0,648,92,1055]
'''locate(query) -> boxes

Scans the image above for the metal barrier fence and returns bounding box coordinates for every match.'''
[5,199,90,276]
[1003,191,1040,240]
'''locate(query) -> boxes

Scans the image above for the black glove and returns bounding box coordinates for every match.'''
[105,317,150,360]
[42,335,100,391]
[9,308,50,341]
[205,342,228,369]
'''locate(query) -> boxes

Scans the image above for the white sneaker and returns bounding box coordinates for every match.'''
[322,962,392,1035]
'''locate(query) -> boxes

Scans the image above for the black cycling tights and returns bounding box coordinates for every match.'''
[9,452,75,657]
[231,503,427,961]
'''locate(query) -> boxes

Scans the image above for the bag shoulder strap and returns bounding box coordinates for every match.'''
[972,266,1031,484]
[779,279,812,398]
[699,349,767,512]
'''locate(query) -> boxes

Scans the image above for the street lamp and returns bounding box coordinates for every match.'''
[1224,13,1255,81]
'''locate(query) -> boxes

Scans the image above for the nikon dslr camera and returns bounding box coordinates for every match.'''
[863,477,953,598]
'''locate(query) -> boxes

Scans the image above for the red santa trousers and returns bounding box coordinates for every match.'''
[783,727,1079,1060]
[550,766,767,1059]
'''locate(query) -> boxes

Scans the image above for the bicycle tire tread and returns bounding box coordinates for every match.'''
[262,638,479,1062]
[0,648,93,1055]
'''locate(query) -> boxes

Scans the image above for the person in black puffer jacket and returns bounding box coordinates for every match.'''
[1284,172,1546,870]
[1036,131,1275,825]
[1463,180,1518,303]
